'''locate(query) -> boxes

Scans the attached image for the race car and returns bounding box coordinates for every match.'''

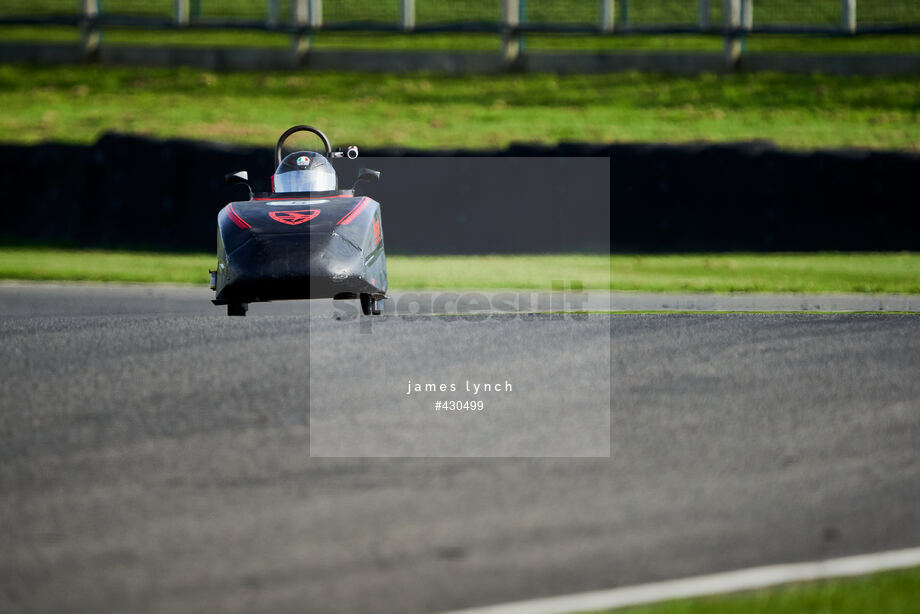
[210,125,387,316]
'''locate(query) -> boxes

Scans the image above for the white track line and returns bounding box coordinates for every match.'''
[437,547,920,614]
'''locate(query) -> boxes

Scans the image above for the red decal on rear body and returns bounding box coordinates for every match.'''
[227,204,251,229]
[372,217,381,244]
[337,197,370,226]
[269,209,320,225]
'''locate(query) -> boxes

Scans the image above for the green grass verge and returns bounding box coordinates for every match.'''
[604,252,920,293]
[1,64,919,150]
[2,248,919,293]
[586,565,920,614]
[604,310,920,315]
[0,247,214,285]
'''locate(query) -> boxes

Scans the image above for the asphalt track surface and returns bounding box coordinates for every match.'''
[1,283,919,614]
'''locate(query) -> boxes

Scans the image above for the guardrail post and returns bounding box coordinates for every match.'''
[723,0,741,69]
[267,0,280,29]
[309,0,322,28]
[699,0,710,31]
[81,0,100,60]
[174,0,190,26]
[292,0,320,63]
[741,0,753,31]
[293,0,309,62]
[401,0,415,31]
[843,0,857,33]
[600,0,614,33]
[502,0,520,66]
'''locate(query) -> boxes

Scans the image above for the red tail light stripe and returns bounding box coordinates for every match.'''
[336,197,370,226]
[227,204,252,229]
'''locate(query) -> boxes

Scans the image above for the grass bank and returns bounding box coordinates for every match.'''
[589,565,920,614]
[1,65,919,150]
[1,248,918,293]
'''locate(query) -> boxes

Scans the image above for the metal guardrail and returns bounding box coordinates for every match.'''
[1,1,919,70]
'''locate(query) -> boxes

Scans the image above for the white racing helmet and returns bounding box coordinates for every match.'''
[273,151,337,192]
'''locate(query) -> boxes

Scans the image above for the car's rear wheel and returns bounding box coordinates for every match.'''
[360,293,372,316]
[227,302,248,317]
[371,298,383,316]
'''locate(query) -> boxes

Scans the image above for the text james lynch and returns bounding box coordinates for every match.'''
[407,380,512,395]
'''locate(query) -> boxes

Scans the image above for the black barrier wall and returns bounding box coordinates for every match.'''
[1,134,918,252]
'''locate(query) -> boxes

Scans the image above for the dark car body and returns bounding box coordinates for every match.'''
[211,125,387,316]
[213,190,387,307]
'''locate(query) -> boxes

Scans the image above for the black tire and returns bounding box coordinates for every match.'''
[227,302,248,317]
[360,294,372,316]
[371,298,382,316]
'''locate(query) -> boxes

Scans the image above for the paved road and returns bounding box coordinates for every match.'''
[1,284,919,613]
[1,282,918,317]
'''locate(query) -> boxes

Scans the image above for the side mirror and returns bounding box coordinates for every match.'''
[353,168,380,189]
[225,170,248,185]
[225,171,252,200]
